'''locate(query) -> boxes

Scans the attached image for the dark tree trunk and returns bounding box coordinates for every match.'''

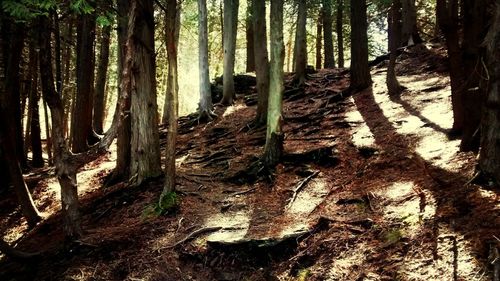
[71,13,97,153]
[62,17,74,138]
[316,10,323,70]
[54,11,62,96]
[479,4,500,183]
[322,0,335,68]
[400,0,422,46]
[246,0,255,73]
[27,43,44,168]
[349,0,372,92]
[221,0,239,105]
[253,0,270,125]
[386,0,403,96]
[93,25,111,134]
[263,0,284,167]
[293,0,307,86]
[336,0,344,68]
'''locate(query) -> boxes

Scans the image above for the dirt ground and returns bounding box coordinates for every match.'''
[0,44,499,281]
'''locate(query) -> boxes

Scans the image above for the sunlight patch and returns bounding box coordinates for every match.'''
[345,101,376,147]
[204,210,251,244]
[222,104,246,118]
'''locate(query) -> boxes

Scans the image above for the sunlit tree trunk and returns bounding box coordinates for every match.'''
[316,10,323,70]
[322,0,335,68]
[93,25,111,134]
[263,0,285,167]
[336,0,344,68]
[349,0,372,92]
[197,0,216,120]
[246,0,255,73]
[387,0,403,96]
[293,0,307,86]
[221,0,239,105]
[253,0,270,125]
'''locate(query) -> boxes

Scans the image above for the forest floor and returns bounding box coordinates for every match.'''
[0,43,499,281]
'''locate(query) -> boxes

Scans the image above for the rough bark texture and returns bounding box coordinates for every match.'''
[386,0,403,96]
[197,0,215,120]
[162,0,179,195]
[322,0,335,68]
[264,0,284,167]
[71,13,97,153]
[129,0,162,185]
[400,0,422,46]
[316,11,323,70]
[246,0,255,73]
[54,11,62,96]
[336,0,344,68]
[479,4,500,183]
[349,0,372,92]
[253,0,270,125]
[293,0,307,86]
[62,17,74,138]
[93,25,111,134]
[221,0,239,105]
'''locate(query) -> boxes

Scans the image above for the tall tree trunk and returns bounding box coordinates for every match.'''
[161,0,179,197]
[263,0,285,167]
[436,0,464,136]
[336,0,344,68]
[315,10,323,70]
[197,0,216,120]
[293,0,307,86]
[221,0,239,105]
[253,0,270,126]
[386,0,403,96]
[322,0,335,68]
[27,44,44,168]
[0,29,41,226]
[246,0,255,72]
[62,17,74,138]
[161,3,181,124]
[43,100,52,164]
[71,13,97,153]
[349,0,372,92]
[400,0,422,46]
[479,3,500,183]
[93,25,111,134]
[54,11,63,96]
[286,24,294,72]
[129,0,162,185]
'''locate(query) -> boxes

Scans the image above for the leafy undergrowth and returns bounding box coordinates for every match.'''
[0,44,499,281]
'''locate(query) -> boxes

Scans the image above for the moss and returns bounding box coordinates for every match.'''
[297,268,311,281]
[141,191,179,219]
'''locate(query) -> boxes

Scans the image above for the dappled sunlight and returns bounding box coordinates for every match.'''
[345,98,376,148]
[221,103,246,118]
[325,242,369,280]
[204,209,251,244]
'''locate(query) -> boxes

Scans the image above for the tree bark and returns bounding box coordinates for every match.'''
[221,0,239,105]
[62,17,74,138]
[263,0,285,167]
[129,0,162,185]
[293,0,307,86]
[349,0,372,92]
[197,0,215,120]
[253,0,270,125]
[315,10,323,70]
[93,25,111,134]
[322,0,335,68]
[246,0,255,73]
[27,43,44,168]
[400,0,422,46]
[161,0,179,196]
[336,0,344,68]
[387,0,403,96]
[71,12,97,153]
[479,3,500,183]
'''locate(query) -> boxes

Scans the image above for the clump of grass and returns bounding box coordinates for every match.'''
[297,268,311,281]
[141,191,179,219]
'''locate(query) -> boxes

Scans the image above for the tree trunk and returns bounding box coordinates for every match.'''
[336,0,344,68]
[286,23,294,72]
[197,0,216,120]
[62,17,74,138]
[54,11,63,96]
[43,100,52,164]
[246,0,255,73]
[479,4,500,183]
[93,25,111,134]
[161,0,179,197]
[436,0,464,136]
[349,0,372,92]
[322,0,335,68]
[400,0,422,46]
[263,0,285,167]
[71,12,97,153]
[387,0,403,96]
[253,0,270,125]
[315,10,323,70]
[221,0,239,105]
[27,43,44,168]
[293,0,307,86]
[129,0,162,185]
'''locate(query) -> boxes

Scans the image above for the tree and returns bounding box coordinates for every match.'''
[400,0,422,46]
[315,10,323,70]
[322,0,335,68]
[197,0,216,120]
[27,40,44,168]
[93,24,112,135]
[386,0,403,96]
[71,11,98,153]
[263,0,285,167]
[161,0,179,199]
[221,0,239,105]
[478,4,500,183]
[293,0,307,86]
[253,0,270,125]
[246,0,255,72]
[336,0,344,68]
[129,0,162,185]
[349,0,372,92]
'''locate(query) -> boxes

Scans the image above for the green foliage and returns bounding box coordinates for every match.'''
[297,268,312,281]
[141,192,179,219]
[1,0,55,21]
[69,0,94,14]
[96,12,114,27]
